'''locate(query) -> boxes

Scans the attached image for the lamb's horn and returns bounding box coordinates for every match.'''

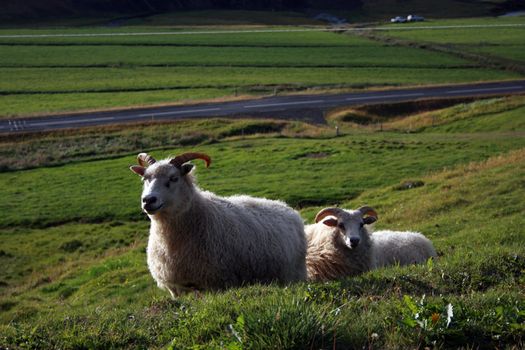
[315,207,344,223]
[137,153,157,167]
[357,206,378,220]
[170,152,211,168]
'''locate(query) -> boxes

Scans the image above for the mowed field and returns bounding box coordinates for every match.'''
[1,15,524,118]
[1,94,524,348]
[381,17,525,62]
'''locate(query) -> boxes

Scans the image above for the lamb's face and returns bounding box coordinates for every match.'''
[132,160,194,216]
[322,210,373,249]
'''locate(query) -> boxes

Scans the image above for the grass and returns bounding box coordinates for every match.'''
[1,16,524,117]
[0,29,361,46]
[379,17,525,64]
[409,97,525,133]
[0,44,474,68]
[1,114,524,347]
[381,17,525,44]
[471,45,525,63]
[0,88,238,118]
[430,104,525,132]
[2,66,513,94]
[0,119,318,171]
[0,65,517,118]
[1,130,523,229]
[329,94,525,133]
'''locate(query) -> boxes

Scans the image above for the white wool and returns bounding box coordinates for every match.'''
[371,230,437,268]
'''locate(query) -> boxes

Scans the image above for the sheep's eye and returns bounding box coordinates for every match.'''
[170,176,179,183]
[165,182,170,188]
[338,223,345,229]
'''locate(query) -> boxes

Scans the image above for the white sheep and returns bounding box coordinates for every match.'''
[130,152,307,297]
[305,206,437,282]
[305,206,377,281]
[371,229,437,268]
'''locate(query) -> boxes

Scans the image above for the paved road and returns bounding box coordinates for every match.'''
[1,80,524,134]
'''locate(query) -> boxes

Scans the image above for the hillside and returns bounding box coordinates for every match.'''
[2,0,522,22]
[0,97,524,348]
[328,95,525,133]
[1,4,524,347]
[2,0,359,22]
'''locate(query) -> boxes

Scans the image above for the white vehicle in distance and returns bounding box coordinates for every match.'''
[390,16,407,23]
[407,14,425,22]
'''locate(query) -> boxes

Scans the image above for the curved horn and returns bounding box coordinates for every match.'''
[358,206,378,220]
[137,153,156,167]
[315,207,344,223]
[170,152,211,168]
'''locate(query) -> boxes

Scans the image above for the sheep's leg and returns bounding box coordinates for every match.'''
[167,284,199,300]
[167,288,177,300]
[193,289,204,299]
[167,285,182,300]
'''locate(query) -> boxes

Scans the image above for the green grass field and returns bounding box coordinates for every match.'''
[381,17,525,63]
[330,94,525,133]
[0,44,473,68]
[3,66,512,94]
[1,15,524,118]
[1,95,524,348]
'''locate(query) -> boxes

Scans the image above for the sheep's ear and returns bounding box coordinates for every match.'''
[180,163,194,176]
[363,216,377,225]
[130,165,145,177]
[322,218,338,227]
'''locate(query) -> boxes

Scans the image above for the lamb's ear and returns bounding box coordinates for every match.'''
[322,218,338,227]
[363,216,377,225]
[180,163,194,176]
[130,165,145,177]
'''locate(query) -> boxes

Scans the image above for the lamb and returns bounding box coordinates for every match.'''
[305,206,377,281]
[305,206,437,282]
[371,229,437,268]
[129,152,307,297]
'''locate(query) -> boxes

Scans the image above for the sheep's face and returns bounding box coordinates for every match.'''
[131,160,194,216]
[322,210,375,249]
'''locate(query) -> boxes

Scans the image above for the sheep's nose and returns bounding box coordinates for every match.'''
[350,237,360,247]
[142,195,157,205]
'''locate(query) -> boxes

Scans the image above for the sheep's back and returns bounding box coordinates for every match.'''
[203,192,307,284]
[371,230,436,268]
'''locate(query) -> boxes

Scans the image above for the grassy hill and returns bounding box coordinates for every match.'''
[328,94,525,133]
[1,96,524,348]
